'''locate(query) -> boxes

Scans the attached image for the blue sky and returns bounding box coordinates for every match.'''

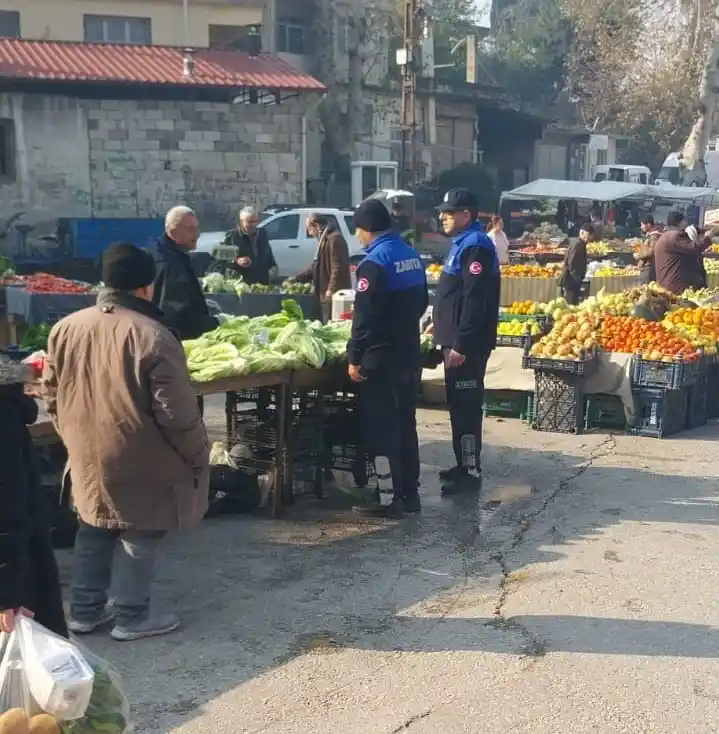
[473,0,491,27]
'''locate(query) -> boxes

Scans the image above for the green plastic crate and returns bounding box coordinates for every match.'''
[483,390,533,420]
[584,394,625,430]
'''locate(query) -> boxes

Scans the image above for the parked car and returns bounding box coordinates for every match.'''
[193,208,362,279]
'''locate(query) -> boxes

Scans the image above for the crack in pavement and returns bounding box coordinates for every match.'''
[488,435,617,658]
[389,709,432,732]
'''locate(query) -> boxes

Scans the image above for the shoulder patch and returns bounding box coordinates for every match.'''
[469,261,483,276]
[356,277,370,292]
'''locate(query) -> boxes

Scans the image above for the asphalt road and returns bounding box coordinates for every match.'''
[56,401,719,733]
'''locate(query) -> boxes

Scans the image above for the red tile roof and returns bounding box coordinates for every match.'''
[0,38,325,91]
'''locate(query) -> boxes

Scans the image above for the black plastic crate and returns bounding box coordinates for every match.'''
[631,355,698,390]
[498,312,550,329]
[686,368,708,429]
[496,333,538,349]
[627,387,688,438]
[707,364,719,419]
[531,371,585,434]
[584,394,626,430]
[483,390,532,420]
[0,345,32,362]
[523,347,599,376]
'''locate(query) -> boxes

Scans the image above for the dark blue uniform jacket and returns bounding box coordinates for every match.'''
[348,233,429,375]
[433,222,500,356]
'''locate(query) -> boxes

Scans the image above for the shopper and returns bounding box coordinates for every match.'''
[654,211,713,294]
[433,188,500,496]
[635,215,662,284]
[294,213,351,322]
[348,199,428,518]
[487,215,510,265]
[42,243,210,642]
[153,205,218,340]
[222,205,278,285]
[560,224,591,305]
[0,360,68,638]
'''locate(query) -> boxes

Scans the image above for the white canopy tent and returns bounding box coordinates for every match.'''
[501,179,648,203]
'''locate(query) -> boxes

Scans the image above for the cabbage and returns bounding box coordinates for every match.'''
[281,299,304,321]
[201,273,226,294]
[245,349,290,373]
[186,342,238,370]
[190,357,248,382]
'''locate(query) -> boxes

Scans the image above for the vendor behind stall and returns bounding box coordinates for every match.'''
[221,206,278,285]
[560,224,591,305]
[635,215,662,284]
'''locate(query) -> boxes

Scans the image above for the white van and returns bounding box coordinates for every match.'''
[657,150,719,187]
[593,165,651,184]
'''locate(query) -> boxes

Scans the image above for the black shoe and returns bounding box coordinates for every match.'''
[441,472,482,496]
[439,465,467,482]
[353,497,404,518]
[402,494,422,514]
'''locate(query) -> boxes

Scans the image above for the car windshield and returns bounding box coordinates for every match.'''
[344,215,355,234]
[657,166,680,184]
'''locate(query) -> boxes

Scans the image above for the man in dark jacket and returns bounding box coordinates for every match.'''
[152,205,218,341]
[222,206,278,285]
[348,200,428,518]
[433,188,500,495]
[654,211,713,294]
[294,213,351,322]
[0,359,67,637]
[635,215,662,284]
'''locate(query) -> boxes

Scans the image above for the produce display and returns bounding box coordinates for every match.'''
[19,324,51,352]
[599,316,700,361]
[662,307,719,355]
[520,222,566,242]
[586,242,614,257]
[703,258,719,274]
[503,300,545,316]
[498,320,543,337]
[500,264,559,278]
[12,274,90,295]
[591,266,640,277]
[426,263,443,281]
[200,274,313,296]
[517,245,566,256]
[529,312,600,360]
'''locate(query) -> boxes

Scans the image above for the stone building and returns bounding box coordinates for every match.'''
[0,38,324,231]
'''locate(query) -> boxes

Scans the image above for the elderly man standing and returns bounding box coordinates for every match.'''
[42,243,210,642]
[222,205,278,285]
[153,205,218,340]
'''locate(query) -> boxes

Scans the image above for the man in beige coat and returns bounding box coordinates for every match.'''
[42,243,209,642]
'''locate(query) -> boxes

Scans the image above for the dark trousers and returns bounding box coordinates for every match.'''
[321,300,332,324]
[562,287,581,306]
[444,351,490,472]
[359,369,421,499]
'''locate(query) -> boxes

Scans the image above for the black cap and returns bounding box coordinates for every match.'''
[102,242,156,291]
[437,188,479,213]
[354,199,392,233]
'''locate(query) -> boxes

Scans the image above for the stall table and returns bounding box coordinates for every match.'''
[588,275,641,296]
[500,277,560,307]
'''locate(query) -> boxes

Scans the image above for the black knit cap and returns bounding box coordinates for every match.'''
[102,242,156,291]
[354,199,392,234]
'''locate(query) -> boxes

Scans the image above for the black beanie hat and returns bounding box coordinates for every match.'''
[354,199,392,234]
[102,242,156,291]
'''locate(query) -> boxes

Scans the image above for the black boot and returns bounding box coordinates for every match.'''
[441,469,482,496]
[353,494,404,518]
[402,493,422,514]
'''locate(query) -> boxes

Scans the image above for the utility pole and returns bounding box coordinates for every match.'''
[398,0,423,190]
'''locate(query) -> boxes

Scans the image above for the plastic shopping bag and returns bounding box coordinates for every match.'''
[0,616,131,733]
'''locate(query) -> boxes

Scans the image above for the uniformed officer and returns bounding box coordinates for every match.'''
[347,199,429,518]
[433,188,500,495]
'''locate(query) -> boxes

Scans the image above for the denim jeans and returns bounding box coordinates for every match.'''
[71,520,165,627]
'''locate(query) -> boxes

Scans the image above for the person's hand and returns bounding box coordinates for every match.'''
[325,290,333,301]
[423,322,435,336]
[237,256,252,267]
[444,348,465,368]
[348,364,366,383]
[0,608,33,633]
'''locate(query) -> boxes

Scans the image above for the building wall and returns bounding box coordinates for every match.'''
[0,92,307,234]
[1,0,263,47]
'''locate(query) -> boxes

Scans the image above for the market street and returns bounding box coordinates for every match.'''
[55,399,719,734]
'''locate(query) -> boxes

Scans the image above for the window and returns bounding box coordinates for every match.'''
[84,15,151,44]
[209,24,261,52]
[336,17,349,54]
[595,149,608,167]
[344,215,355,235]
[0,11,20,38]
[0,119,16,179]
[276,19,306,54]
[262,213,299,240]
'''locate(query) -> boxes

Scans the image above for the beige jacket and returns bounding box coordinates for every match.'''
[41,290,209,532]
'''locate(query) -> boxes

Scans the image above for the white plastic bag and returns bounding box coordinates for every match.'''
[0,617,131,733]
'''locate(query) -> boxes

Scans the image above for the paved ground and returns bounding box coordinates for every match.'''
[56,398,719,734]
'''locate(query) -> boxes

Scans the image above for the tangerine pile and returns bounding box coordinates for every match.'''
[663,307,719,336]
[501,264,556,278]
[599,316,700,361]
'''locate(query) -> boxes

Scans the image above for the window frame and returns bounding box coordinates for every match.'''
[276,19,307,55]
[0,118,17,180]
[262,213,301,241]
[83,14,152,45]
[0,10,20,38]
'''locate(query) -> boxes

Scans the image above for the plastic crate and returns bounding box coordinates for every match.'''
[0,346,32,362]
[631,354,698,390]
[523,347,599,376]
[498,312,551,328]
[483,390,532,420]
[686,367,708,429]
[496,333,540,349]
[531,371,585,434]
[627,387,688,438]
[584,394,625,430]
[707,364,719,419]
